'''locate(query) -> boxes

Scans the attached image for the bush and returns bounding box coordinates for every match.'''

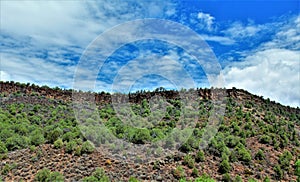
[259,135,271,144]
[173,165,185,179]
[273,164,283,180]
[195,150,205,162]
[82,176,98,182]
[192,168,199,177]
[6,135,28,151]
[0,141,7,154]
[194,173,215,182]
[222,173,231,182]
[47,172,64,182]
[225,135,239,148]
[263,176,271,182]
[294,159,300,176]
[65,140,77,153]
[81,141,94,154]
[54,138,63,149]
[47,128,63,143]
[126,128,151,144]
[34,168,51,182]
[234,175,242,182]
[279,150,292,170]
[183,154,195,168]
[235,146,252,163]
[219,159,231,174]
[128,176,139,182]
[75,146,82,156]
[254,149,265,160]
[30,130,45,146]
[91,167,109,182]
[1,163,16,175]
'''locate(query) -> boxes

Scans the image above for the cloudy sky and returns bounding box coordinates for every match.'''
[0,0,299,107]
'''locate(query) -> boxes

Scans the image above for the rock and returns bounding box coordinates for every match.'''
[156,175,163,181]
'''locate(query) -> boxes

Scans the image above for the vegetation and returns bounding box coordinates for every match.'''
[0,81,299,181]
[34,168,64,182]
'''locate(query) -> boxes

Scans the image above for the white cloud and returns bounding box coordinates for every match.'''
[262,15,300,50]
[222,15,300,107]
[0,0,179,89]
[200,34,235,45]
[197,12,215,31]
[1,52,76,88]
[0,71,11,81]
[223,22,264,39]
[1,1,177,48]
[224,49,300,107]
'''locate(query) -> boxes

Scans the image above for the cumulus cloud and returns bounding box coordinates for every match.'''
[197,12,215,31]
[224,49,300,107]
[222,15,300,107]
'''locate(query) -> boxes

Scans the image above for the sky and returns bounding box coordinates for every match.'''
[0,0,299,107]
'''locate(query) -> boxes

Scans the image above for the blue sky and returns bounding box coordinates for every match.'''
[0,0,299,107]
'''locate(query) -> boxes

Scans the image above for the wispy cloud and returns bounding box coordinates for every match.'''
[223,21,265,39]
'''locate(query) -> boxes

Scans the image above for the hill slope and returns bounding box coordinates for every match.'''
[0,81,299,181]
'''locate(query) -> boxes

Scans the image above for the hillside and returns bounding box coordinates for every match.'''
[0,81,299,181]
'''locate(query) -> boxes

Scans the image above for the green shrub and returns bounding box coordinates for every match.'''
[91,167,109,182]
[279,150,292,170]
[229,151,238,162]
[195,150,205,162]
[34,169,64,182]
[75,146,82,156]
[34,168,51,182]
[82,176,98,182]
[235,146,252,163]
[294,159,300,176]
[254,149,265,160]
[183,154,195,168]
[30,130,45,146]
[273,164,283,180]
[128,176,139,182]
[234,175,242,182]
[47,171,64,182]
[47,128,63,143]
[219,159,231,174]
[81,141,94,154]
[173,165,185,179]
[0,141,7,154]
[192,168,199,177]
[225,135,239,148]
[1,163,12,175]
[194,173,215,182]
[263,176,271,182]
[6,135,28,151]
[62,132,75,142]
[131,128,151,144]
[65,140,77,153]
[54,138,63,149]
[222,173,231,182]
[259,135,272,144]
